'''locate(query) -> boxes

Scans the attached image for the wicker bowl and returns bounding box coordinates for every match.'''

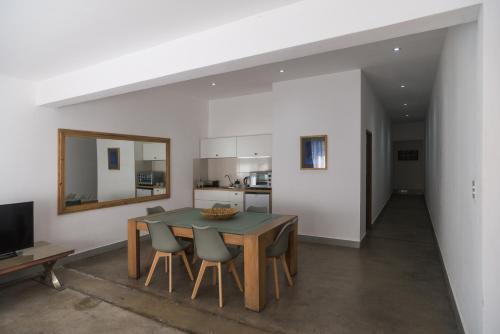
[200,207,239,220]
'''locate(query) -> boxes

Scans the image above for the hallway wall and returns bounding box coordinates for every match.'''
[361,74,392,235]
[425,22,481,334]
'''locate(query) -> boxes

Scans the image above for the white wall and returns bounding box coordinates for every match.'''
[392,121,425,141]
[0,74,208,253]
[65,137,97,200]
[425,22,481,334]
[96,139,135,202]
[393,140,425,192]
[361,74,392,234]
[272,70,362,242]
[208,92,272,137]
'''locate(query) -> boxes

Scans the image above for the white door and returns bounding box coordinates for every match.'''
[143,143,166,160]
[237,135,272,158]
[200,137,236,158]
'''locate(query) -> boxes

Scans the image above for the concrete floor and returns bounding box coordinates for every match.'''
[0,195,459,334]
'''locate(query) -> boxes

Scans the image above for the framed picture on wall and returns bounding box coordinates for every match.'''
[107,148,120,170]
[300,135,327,170]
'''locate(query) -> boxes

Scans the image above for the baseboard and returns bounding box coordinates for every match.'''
[298,234,361,248]
[425,206,465,334]
[0,235,150,287]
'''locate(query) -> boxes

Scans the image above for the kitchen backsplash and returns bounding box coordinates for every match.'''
[193,157,271,187]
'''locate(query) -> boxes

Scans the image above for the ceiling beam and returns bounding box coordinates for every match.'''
[36,0,480,107]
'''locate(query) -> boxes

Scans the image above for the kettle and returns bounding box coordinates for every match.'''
[243,177,249,187]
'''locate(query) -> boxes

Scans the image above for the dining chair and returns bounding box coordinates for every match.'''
[147,206,165,215]
[145,206,167,270]
[266,222,295,300]
[144,220,194,293]
[212,203,231,208]
[246,206,268,213]
[191,226,243,307]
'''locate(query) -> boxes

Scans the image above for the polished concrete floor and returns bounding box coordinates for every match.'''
[0,195,459,333]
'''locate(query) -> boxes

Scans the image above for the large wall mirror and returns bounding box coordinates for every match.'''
[58,129,170,214]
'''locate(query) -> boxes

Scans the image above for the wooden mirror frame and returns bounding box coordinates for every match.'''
[58,129,171,215]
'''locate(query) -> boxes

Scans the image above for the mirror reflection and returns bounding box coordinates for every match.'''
[59,130,169,214]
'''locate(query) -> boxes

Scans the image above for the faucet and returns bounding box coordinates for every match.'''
[225,174,234,187]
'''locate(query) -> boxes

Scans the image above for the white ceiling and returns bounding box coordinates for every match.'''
[168,28,447,122]
[0,0,301,80]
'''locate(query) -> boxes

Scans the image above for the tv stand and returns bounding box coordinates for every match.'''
[0,242,74,290]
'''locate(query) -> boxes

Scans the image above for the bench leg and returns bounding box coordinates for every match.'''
[41,261,63,290]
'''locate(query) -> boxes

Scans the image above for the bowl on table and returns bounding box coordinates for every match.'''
[200,207,239,220]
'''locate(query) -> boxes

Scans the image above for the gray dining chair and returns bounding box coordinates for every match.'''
[147,206,166,215]
[144,220,194,293]
[266,222,295,300]
[145,206,167,270]
[212,203,231,209]
[191,226,243,308]
[246,206,268,213]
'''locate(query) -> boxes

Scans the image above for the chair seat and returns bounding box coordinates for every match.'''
[157,238,191,254]
[201,244,240,263]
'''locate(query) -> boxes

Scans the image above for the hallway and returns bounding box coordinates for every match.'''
[0,195,459,334]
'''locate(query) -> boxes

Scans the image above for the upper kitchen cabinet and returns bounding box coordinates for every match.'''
[237,134,272,158]
[200,137,237,158]
[143,142,166,160]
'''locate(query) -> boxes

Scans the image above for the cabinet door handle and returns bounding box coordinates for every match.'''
[254,152,258,155]
[215,154,219,157]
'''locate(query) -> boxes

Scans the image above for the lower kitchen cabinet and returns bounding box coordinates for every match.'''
[194,190,243,209]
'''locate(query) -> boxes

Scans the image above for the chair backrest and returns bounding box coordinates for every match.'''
[212,203,231,209]
[145,220,180,252]
[269,222,295,255]
[246,206,267,213]
[192,225,232,262]
[147,206,166,215]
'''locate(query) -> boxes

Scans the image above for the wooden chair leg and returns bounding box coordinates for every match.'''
[191,260,207,299]
[165,256,168,273]
[272,257,280,300]
[228,261,243,292]
[168,253,173,293]
[180,251,194,281]
[217,262,223,308]
[145,251,160,286]
[145,249,155,270]
[281,255,294,287]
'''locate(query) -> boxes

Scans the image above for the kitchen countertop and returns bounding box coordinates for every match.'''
[194,187,271,193]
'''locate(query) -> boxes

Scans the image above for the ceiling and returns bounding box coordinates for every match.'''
[168,28,447,122]
[0,0,301,80]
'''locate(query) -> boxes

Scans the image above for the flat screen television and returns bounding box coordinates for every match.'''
[0,201,34,256]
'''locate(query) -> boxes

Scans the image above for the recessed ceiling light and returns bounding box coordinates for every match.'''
[400,84,406,88]
[279,69,285,73]
[211,82,216,86]
[393,47,401,52]
[403,103,408,106]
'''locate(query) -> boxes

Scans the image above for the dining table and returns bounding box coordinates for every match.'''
[127,207,298,312]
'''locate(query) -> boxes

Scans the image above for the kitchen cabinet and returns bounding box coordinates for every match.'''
[236,134,272,158]
[143,143,166,161]
[194,190,243,209]
[200,137,236,158]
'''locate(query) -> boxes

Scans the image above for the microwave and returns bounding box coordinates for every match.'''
[249,171,272,189]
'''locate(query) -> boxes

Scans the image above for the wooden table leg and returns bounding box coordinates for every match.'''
[286,219,298,276]
[243,233,268,312]
[128,219,140,279]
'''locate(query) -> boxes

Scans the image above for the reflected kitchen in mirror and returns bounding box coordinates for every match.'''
[59,129,170,214]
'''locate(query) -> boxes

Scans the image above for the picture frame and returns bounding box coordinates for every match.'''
[107,147,120,170]
[300,135,328,170]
